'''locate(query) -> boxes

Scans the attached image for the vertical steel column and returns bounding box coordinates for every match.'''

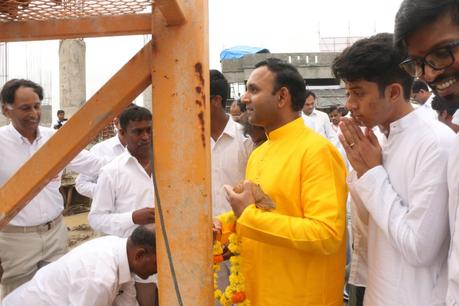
[152,0,212,305]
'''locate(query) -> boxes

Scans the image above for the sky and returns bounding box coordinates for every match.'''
[2,0,404,111]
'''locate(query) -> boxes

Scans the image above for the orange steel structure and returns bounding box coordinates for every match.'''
[0,0,213,305]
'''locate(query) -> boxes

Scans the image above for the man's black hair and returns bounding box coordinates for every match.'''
[332,33,413,100]
[305,90,316,100]
[0,79,44,105]
[210,70,229,109]
[57,110,65,115]
[254,58,306,112]
[338,106,349,116]
[394,0,459,50]
[131,225,156,252]
[119,105,152,130]
[329,105,339,113]
[432,95,459,116]
[412,80,430,93]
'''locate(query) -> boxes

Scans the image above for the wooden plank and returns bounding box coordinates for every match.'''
[0,41,152,227]
[0,14,152,42]
[151,0,212,304]
[155,0,186,26]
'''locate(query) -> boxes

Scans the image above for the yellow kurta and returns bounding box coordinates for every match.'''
[238,117,347,306]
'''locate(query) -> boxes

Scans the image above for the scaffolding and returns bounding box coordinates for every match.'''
[0,0,212,305]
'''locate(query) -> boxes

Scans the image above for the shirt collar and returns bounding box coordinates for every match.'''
[112,134,125,149]
[267,117,305,141]
[424,93,434,107]
[221,116,238,139]
[388,109,416,136]
[311,108,321,117]
[8,123,42,144]
[119,149,136,165]
[116,238,132,285]
[120,149,151,178]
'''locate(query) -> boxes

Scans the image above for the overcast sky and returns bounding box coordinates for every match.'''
[4,0,404,110]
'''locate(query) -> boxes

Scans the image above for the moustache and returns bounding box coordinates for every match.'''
[430,72,459,106]
[430,71,459,85]
[137,141,151,146]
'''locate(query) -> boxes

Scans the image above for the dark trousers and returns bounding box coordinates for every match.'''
[348,284,365,306]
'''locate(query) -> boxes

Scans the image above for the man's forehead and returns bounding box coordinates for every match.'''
[127,120,151,128]
[14,87,39,101]
[247,66,273,85]
[406,12,459,56]
[345,81,363,90]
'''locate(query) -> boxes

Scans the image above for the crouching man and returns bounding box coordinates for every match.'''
[3,225,157,306]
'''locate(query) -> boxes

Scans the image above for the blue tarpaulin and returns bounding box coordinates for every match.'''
[219,46,270,61]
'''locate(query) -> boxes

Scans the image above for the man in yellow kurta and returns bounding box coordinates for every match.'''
[224,58,348,306]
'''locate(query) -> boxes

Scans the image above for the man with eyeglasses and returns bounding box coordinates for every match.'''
[395,1,459,304]
[0,79,104,299]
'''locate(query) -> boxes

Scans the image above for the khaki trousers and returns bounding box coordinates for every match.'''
[0,219,68,299]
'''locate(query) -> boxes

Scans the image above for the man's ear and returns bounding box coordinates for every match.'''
[210,95,222,107]
[385,83,403,103]
[135,247,147,261]
[277,87,290,109]
[2,104,10,118]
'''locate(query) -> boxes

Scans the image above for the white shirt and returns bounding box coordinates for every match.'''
[75,135,125,198]
[3,236,136,306]
[446,134,459,305]
[301,113,316,131]
[331,123,339,133]
[348,108,454,306]
[305,109,345,162]
[420,94,439,121]
[211,117,253,216]
[89,150,154,237]
[304,109,335,138]
[0,124,103,226]
[304,109,342,148]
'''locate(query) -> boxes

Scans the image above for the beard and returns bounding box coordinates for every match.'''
[433,93,459,109]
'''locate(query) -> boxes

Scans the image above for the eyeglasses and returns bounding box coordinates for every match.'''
[400,39,459,77]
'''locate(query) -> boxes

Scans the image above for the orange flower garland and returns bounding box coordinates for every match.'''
[213,212,250,306]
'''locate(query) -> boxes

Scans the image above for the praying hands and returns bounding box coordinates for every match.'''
[338,118,382,178]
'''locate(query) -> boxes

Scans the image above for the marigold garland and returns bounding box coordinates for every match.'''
[213,213,250,306]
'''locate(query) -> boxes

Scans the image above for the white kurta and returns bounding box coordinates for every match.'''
[446,134,459,305]
[349,108,454,306]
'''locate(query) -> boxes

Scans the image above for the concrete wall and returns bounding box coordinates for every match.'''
[222,52,339,83]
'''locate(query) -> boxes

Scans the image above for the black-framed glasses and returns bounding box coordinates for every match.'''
[400,39,459,77]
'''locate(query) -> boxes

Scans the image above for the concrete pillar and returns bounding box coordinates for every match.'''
[142,84,152,111]
[59,39,86,118]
